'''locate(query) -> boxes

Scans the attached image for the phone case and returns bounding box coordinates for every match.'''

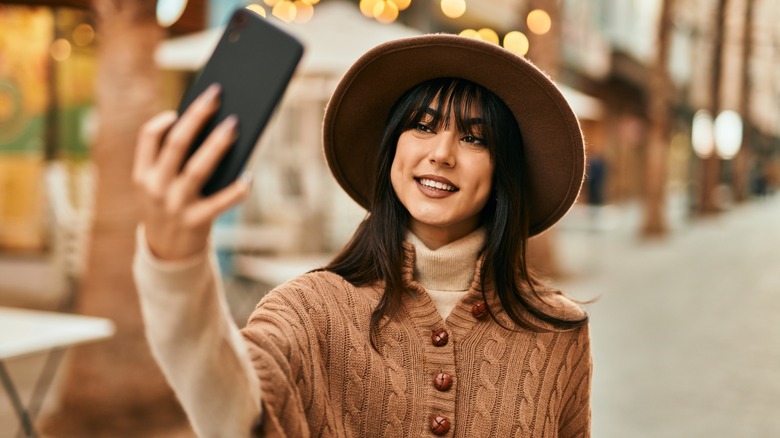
[177,8,304,196]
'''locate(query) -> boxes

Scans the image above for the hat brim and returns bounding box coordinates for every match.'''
[323,34,584,237]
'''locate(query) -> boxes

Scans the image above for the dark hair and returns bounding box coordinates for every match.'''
[324,78,587,346]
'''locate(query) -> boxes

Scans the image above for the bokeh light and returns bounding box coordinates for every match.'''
[477,28,499,45]
[459,29,480,39]
[692,109,715,158]
[441,0,466,19]
[714,110,743,160]
[373,1,399,24]
[72,24,95,47]
[360,0,381,17]
[50,38,72,61]
[503,31,529,56]
[272,0,297,23]
[293,0,314,23]
[527,9,551,35]
[395,0,412,10]
[263,0,279,7]
[245,4,267,18]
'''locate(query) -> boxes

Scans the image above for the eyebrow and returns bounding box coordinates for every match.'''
[422,107,484,125]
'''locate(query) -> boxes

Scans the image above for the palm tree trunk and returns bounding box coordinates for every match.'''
[41,1,191,435]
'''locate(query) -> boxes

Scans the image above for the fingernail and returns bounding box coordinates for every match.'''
[223,114,239,129]
[202,83,221,101]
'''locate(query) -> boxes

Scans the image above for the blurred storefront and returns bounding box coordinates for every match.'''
[0,5,95,254]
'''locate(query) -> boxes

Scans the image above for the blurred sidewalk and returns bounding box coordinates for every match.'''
[554,194,780,437]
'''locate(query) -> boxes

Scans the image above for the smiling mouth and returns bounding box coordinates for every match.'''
[416,177,458,192]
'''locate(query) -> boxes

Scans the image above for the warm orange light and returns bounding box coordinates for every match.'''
[263,0,278,7]
[293,0,314,23]
[245,4,267,17]
[272,0,297,22]
[441,0,466,19]
[477,28,499,45]
[50,38,71,61]
[72,23,94,46]
[302,0,319,4]
[360,0,381,17]
[373,0,399,23]
[458,29,480,39]
[527,9,551,35]
[503,31,529,56]
[395,0,412,10]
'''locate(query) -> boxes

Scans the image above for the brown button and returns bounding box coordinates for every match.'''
[431,328,448,347]
[430,416,450,435]
[433,372,453,391]
[471,302,488,319]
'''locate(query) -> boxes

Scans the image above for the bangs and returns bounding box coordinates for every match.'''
[400,78,497,150]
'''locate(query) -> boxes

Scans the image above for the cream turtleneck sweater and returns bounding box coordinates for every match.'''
[406,228,485,319]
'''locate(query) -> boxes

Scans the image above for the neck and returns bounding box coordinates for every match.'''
[406,227,485,291]
[408,218,480,250]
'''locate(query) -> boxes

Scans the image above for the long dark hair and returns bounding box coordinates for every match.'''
[324,78,587,346]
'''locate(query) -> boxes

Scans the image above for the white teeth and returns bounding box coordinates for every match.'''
[418,178,456,192]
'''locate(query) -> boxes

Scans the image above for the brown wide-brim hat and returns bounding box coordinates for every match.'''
[322,34,584,237]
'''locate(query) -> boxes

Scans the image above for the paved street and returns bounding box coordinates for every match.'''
[554,194,780,438]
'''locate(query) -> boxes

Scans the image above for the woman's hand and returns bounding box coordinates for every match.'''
[133,84,251,261]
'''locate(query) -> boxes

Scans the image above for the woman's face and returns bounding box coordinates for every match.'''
[390,107,494,249]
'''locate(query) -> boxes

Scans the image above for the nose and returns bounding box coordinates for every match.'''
[428,131,457,167]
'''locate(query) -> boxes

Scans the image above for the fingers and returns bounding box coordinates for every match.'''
[179,114,238,192]
[156,83,222,180]
[184,177,251,227]
[134,110,178,183]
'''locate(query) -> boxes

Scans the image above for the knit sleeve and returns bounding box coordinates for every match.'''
[240,274,344,438]
[557,324,592,438]
[132,226,262,437]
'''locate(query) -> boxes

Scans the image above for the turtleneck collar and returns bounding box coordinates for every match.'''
[405,227,486,292]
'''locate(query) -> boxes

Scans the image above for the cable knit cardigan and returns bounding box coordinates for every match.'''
[244,247,590,437]
[135,230,591,437]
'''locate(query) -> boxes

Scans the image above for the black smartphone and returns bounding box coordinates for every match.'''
[177,8,304,196]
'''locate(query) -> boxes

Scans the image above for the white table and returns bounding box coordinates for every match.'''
[0,306,115,438]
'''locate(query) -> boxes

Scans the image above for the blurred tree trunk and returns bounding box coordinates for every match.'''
[699,0,729,214]
[641,0,675,237]
[41,1,191,436]
[524,0,564,278]
[733,0,754,202]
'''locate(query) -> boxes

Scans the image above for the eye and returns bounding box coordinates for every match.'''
[462,135,485,146]
[415,123,434,134]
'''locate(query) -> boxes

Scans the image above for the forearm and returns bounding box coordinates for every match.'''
[133,226,261,437]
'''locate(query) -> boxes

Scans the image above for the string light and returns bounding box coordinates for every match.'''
[526,9,551,35]
[245,4,267,17]
[293,0,314,23]
[373,1,399,24]
[272,0,297,23]
[477,28,498,45]
[360,0,382,17]
[503,31,529,56]
[441,0,466,19]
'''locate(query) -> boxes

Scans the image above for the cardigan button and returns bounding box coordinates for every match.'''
[431,328,449,347]
[471,302,488,319]
[433,372,453,391]
[430,416,450,435]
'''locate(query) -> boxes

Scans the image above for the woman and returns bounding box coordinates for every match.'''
[133,35,591,437]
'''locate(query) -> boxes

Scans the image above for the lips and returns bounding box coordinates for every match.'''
[415,175,459,193]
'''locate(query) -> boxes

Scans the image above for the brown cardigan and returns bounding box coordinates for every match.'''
[242,245,591,437]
